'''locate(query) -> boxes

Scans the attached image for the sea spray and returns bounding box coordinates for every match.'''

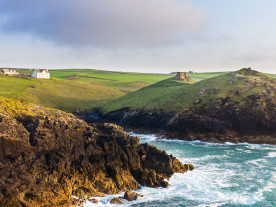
[84,133,276,207]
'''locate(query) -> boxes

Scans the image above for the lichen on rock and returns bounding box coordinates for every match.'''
[124,190,142,201]
[110,197,123,204]
[0,97,193,206]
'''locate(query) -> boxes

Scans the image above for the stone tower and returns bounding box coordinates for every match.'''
[175,72,187,80]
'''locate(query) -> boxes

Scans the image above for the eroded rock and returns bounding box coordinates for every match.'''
[110,197,123,204]
[87,198,98,203]
[0,97,193,206]
[124,191,142,201]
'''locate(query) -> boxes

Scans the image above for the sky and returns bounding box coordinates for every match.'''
[0,0,275,73]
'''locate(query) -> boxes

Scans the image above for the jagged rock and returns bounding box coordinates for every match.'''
[160,180,169,187]
[0,97,193,206]
[87,198,98,203]
[110,197,123,204]
[124,191,142,201]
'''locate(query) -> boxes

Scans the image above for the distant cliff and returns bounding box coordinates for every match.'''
[0,97,193,206]
[95,69,276,144]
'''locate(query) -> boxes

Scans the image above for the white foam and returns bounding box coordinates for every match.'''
[245,158,268,167]
[267,151,276,158]
[128,132,158,142]
[83,193,126,206]
[129,132,276,148]
[83,133,276,206]
[196,203,228,207]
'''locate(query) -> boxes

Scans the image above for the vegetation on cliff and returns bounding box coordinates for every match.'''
[2,68,275,113]
[17,68,172,90]
[98,68,275,113]
[96,68,276,144]
[0,97,193,206]
[0,75,124,112]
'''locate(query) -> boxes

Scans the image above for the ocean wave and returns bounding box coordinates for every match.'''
[129,132,276,148]
[84,165,269,206]
[83,133,276,206]
[266,151,276,158]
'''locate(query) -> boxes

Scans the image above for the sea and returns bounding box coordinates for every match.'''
[84,133,276,207]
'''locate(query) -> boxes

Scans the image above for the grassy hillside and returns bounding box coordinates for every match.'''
[187,72,227,82]
[50,69,173,93]
[1,68,275,112]
[97,69,275,114]
[0,76,40,97]
[0,76,123,112]
[0,69,173,112]
[14,68,173,93]
[186,71,276,81]
[266,73,276,79]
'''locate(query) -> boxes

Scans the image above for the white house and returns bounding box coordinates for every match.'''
[31,69,50,79]
[0,69,19,76]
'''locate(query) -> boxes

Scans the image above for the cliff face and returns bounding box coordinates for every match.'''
[98,69,276,144]
[0,98,193,206]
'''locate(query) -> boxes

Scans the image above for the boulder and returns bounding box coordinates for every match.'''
[110,197,123,204]
[124,191,142,201]
[87,198,98,203]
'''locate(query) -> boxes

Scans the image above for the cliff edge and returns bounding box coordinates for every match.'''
[0,97,193,206]
[95,69,276,144]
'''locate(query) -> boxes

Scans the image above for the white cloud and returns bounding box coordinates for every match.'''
[0,0,206,48]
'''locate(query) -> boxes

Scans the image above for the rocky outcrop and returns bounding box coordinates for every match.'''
[110,197,123,204]
[97,70,276,144]
[87,198,98,203]
[0,97,193,206]
[124,191,142,201]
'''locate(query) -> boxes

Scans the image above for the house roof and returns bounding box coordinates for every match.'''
[0,69,17,74]
[34,69,49,73]
[1,69,16,72]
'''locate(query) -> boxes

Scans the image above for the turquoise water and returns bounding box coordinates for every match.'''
[84,133,276,207]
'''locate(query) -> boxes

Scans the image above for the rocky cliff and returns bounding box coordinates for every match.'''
[96,69,276,144]
[0,97,193,206]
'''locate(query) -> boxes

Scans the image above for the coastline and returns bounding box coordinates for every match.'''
[86,107,276,145]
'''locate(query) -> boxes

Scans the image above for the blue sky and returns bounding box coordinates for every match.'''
[0,0,275,73]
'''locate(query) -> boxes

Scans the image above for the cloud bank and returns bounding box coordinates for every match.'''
[0,0,206,47]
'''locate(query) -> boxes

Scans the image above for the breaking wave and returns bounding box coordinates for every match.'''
[84,133,276,207]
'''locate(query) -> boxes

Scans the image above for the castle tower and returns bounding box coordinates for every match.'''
[175,72,187,80]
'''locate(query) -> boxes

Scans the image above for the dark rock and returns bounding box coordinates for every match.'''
[160,180,169,187]
[0,97,193,206]
[124,191,142,201]
[110,197,123,204]
[88,198,98,203]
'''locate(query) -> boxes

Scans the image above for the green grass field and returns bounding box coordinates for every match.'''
[49,69,173,93]
[0,76,41,97]
[98,69,274,114]
[15,69,33,74]
[266,73,276,79]
[187,71,276,81]
[187,72,227,82]
[0,69,172,112]
[1,68,275,112]
[0,76,123,112]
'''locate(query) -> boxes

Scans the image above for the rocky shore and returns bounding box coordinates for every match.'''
[0,97,193,206]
